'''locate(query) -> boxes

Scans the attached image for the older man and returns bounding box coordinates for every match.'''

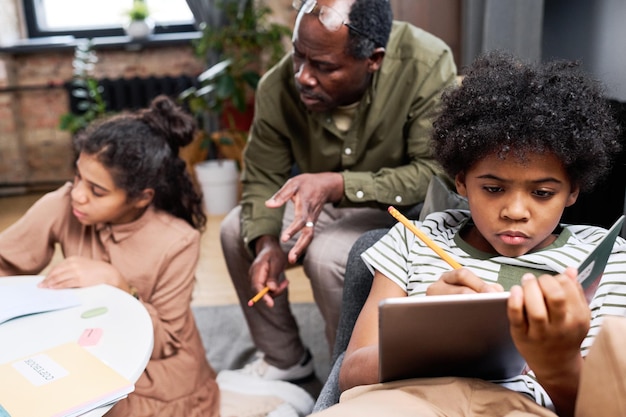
[220,0,457,381]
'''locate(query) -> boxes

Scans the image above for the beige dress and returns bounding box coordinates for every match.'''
[0,183,219,417]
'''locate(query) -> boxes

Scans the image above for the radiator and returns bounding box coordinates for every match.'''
[66,75,197,113]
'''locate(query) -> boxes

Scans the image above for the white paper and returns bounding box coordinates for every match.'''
[0,281,81,325]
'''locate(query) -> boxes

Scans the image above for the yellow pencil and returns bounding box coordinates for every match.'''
[247,286,270,307]
[387,206,462,270]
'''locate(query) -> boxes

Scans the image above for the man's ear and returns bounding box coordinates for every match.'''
[454,172,468,197]
[134,189,155,209]
[367,47,385,72]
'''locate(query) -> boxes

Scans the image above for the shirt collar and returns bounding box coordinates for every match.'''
[95,206,154,244]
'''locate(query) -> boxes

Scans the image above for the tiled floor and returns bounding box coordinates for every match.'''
[0,191,312,307]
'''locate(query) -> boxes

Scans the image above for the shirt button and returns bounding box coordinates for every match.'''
[344,148,352,155]
[395,195,403,203]
[356,190,364,199]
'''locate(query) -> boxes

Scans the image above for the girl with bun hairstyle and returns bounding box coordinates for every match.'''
[0,95,219,416]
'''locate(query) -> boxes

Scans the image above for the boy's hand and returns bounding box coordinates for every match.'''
[508,268,589,371]
[507,268,590,417]
[427,268,503,295]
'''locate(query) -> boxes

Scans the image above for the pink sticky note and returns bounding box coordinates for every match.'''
[78,328,103,346]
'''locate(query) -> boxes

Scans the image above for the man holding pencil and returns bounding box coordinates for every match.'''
[220,0,457,382]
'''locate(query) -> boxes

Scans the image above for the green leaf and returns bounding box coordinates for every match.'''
[198,59,232,83]
[241,71,261,89]
[231,88,246,112]
[215,75,236,99]
[218,135,235,145]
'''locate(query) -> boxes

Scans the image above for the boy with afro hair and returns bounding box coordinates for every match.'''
[313,50,626,417]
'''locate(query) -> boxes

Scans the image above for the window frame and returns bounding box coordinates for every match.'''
[22,0,197,39]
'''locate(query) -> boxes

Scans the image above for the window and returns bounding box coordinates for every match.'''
[23,0,196,38]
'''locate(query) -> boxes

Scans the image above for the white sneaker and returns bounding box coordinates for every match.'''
[239,349,315,382]
[217,370,314,417]
[220,389,288,417]
[267,403,303,417]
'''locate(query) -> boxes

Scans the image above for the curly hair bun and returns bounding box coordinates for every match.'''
[140,95,195,154]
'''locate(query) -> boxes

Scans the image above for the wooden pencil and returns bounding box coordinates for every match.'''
[387,206,462,270]
[247,286,270,307]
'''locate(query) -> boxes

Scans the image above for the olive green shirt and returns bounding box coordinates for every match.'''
[240,21,457,246]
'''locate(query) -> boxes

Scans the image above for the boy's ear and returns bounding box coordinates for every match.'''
[454,172,467,197]
[565,184,580,207]
[134,189,155,209]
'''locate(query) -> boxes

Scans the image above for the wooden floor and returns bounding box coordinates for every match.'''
[0,191,312,307]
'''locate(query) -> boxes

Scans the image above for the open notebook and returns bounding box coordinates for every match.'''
[578,215,624,295]
[378,215,625,383]
[0,278,81,325]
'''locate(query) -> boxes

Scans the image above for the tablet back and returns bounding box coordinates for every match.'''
[378,292,526,383]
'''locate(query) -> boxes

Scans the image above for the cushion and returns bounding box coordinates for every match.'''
[419,175,468,221]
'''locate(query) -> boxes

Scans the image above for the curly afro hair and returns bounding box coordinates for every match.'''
[432,50,621,193]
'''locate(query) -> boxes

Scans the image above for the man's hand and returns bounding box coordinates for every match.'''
[250,236,290,307]
[427,268,504,295]
[39,256,128,290]
[265,172,343,263]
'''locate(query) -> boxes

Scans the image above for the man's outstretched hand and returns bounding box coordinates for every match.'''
[265,172,344,263]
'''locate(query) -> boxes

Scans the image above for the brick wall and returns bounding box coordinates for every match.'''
[0,43,204,192]
[0,0,460,193]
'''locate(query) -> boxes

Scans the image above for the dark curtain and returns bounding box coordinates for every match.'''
[461,0,545,66]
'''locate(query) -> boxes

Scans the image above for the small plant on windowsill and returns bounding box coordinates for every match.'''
[59,40,109,135]
[127,0,150,21]
[124,0,154,39]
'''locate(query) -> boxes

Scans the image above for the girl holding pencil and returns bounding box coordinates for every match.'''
[313,51,626,417]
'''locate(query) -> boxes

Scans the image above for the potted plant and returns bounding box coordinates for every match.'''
[59,40,109,135]
[178,0,291,215]
[124,0,154,39]
[179,0,292,167]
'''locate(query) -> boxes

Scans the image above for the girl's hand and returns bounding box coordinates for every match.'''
[427,268,503,295]
[39,256,128,291]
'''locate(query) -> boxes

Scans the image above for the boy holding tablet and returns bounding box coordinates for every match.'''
[314,51,626,417]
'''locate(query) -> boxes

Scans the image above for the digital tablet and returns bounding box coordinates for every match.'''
[378,291,526,383]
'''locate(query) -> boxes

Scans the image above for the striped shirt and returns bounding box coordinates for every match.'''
[362,209,626,410]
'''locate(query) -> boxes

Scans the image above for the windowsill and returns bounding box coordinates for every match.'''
[0,31,201,54]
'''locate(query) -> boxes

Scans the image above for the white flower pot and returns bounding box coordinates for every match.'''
[194,159,240,215]
[125,19,154,39]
